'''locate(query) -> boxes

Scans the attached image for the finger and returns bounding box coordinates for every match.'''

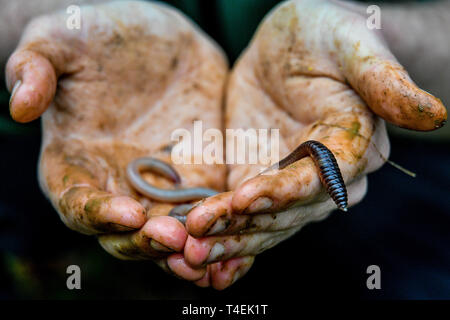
[231,110,384,215]
[332,5,447,130]
[142,216,188,252]
[98,215,188,260]
[6,50,57,122]
[194,265,211,288]
[230,155,328,215]
[167,253,206,281]
[194,177,367,237]
[60,187,146,234]
[184,228,298,268]
[253,0,446,131]
[185,192,234,238]
[41,142,146,234]
[154,257,207,282]
[209,256,255,290]
[5,8,84,123]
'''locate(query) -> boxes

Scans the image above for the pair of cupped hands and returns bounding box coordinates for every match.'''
[6,0,446,289]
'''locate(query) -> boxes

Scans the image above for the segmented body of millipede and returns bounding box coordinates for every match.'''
[274,140,348,211]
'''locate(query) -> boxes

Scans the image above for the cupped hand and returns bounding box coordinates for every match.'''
[184,0,447,288]
[5,1,234,282]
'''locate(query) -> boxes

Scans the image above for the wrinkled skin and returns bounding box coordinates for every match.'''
[183,0,446,280]
[6,0,447,290]
[5,1,255,288]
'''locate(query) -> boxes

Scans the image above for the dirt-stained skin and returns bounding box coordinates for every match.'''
[5,1,256,289]
[7,2,228,236]
[5,1,260,290]
[268,140,348,212]
[5,0,448,290]
[183,0,447,270]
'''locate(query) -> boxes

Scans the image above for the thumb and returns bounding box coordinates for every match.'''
[335,9,447,131]
[5,10,75,123]
[6,49,57,123]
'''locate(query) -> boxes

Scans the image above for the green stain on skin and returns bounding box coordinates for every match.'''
[63,175,69,186]
[348,121,361,139]
[84,198,104,213]
[418,105,425,112]
[352,151,363,160]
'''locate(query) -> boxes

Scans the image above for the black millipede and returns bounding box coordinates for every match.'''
[126,140,348,225]
[264,140,348,211]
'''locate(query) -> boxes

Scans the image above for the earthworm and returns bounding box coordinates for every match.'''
[126,157,218,222]
[265,140,348,212]
[166,203,196,225]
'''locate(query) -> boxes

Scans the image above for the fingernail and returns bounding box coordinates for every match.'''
[231,270,241,285]
[231,257,254,285]
[206,217,229,236]
[150,239,174,252]
[206,242,225,263]
[245,197,273,214]
[9,80,21,108]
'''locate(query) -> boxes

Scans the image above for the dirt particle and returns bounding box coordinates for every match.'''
[426,111,435,118]
[171,57,178,69]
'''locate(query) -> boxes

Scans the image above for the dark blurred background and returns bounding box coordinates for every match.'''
[1,0,449,300]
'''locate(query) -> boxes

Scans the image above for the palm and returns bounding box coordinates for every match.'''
[183,0,446,273]
[7,2,227,245]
